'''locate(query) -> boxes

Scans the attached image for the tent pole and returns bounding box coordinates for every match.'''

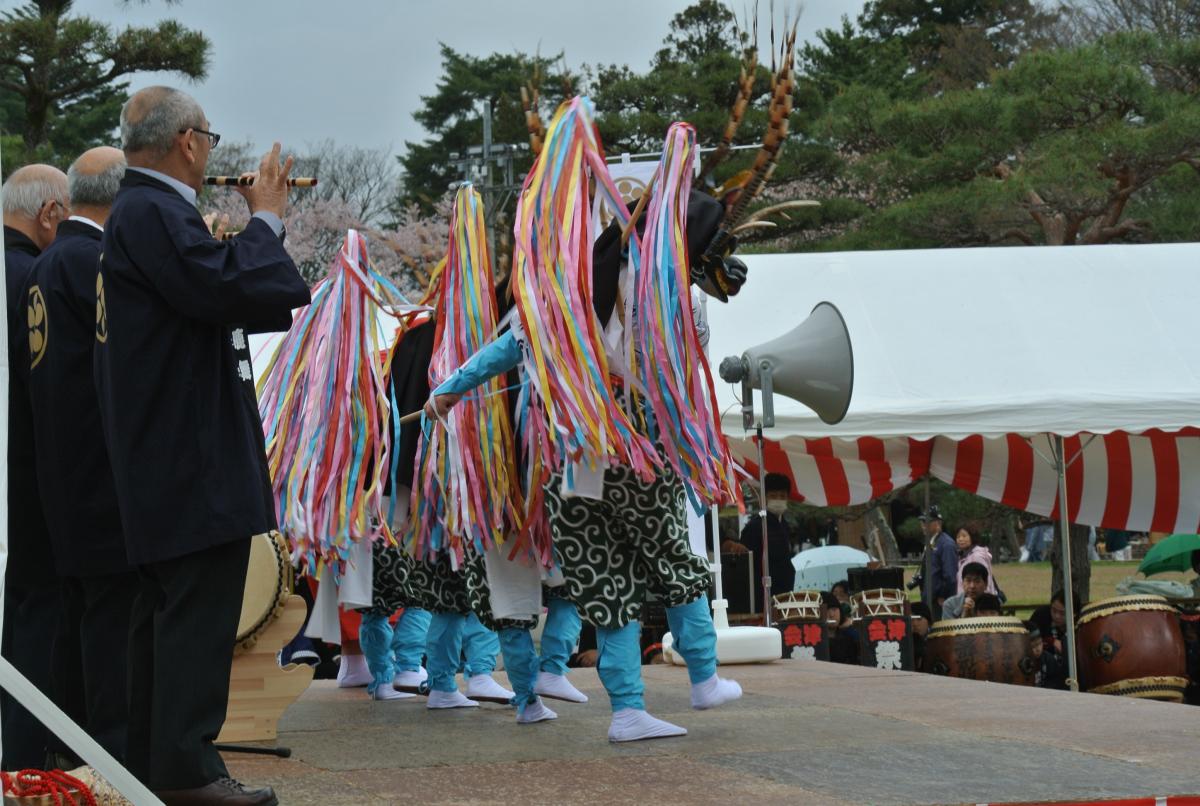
[1054,435,1080,692]
[757,425,773,628]
[710,504,724,603]
[922,475,933,618]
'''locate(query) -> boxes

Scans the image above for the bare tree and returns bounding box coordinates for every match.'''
[1056,0,1200,42]
[291,139,399,227]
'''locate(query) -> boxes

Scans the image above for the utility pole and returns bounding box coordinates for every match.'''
[447,101,527,262]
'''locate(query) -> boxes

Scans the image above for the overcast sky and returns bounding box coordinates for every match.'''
[56,0,865,160]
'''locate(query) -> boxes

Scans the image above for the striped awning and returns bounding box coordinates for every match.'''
[730,429,1200,534]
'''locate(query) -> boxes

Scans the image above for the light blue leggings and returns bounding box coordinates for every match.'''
[540,597,582,676]
[595,595,718,712]
[427,611,505,692]
[462,611,500,676]
[359,607,432,695]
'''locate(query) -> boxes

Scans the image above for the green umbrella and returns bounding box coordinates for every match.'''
[1137,533,1200,576]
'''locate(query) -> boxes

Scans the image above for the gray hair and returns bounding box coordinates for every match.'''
[2,168,68,218]
[68,155,127,207]
[120,86,205,155]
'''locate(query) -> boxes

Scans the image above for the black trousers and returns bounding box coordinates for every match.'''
[126,539,249,791]
[50,572,139,764]
[1,579,62,770]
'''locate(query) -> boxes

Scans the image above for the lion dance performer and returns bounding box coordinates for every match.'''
[400,184,587,721]
[426,97,760,742]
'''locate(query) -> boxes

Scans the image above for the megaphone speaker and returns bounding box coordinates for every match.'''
[718,301,854,426]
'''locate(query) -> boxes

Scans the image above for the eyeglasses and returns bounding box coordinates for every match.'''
[41,199,65,217]
[180,127,220,148]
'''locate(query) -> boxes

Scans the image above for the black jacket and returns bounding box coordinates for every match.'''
[27,220,129,576]
[384,320,436,494]
[739,512,796,598]
[4,226,55,584]
[93,171,310,564]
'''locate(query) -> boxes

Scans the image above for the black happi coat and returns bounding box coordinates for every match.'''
[385,320,436,495]
[94,171,310,564]
[5,226,54,584]
[27,220,129,577]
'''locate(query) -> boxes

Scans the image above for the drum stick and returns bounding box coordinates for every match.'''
[205,176,318,187]
[398,409,423,425]
[620,168,658,247]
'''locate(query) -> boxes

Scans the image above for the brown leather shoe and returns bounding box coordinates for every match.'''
[155,777,278,806]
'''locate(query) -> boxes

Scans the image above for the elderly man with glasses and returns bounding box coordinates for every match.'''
[93,85,309,806]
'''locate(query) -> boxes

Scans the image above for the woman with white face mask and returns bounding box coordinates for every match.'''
[721,472,798,608]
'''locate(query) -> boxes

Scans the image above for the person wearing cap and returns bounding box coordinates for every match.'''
[918,506,958,617]
[724,472,797,606]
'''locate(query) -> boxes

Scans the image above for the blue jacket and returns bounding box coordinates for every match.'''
[931,531,958,602]
[94,171,310,564]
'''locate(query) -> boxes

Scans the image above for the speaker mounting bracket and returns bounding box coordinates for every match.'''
[759,362,775,429]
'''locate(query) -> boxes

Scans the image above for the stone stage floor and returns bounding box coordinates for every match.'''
[224,660,1200,805]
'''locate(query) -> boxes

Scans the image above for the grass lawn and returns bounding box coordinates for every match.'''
[900,561,1196,618]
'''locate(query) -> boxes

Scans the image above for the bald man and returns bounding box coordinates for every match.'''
[94,86,307,805]
[24,146,136,767]
[2,162,68,770]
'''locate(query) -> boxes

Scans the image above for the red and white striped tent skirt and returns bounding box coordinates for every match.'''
[708,247,1200,534]
[730,429,1200,534]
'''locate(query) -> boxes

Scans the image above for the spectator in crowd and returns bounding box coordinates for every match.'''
[831,580,850,606]
[1018,515,1054,562]
[910,506,957,616]
[1105,528,1134,561]
[1026,624,1045,687]
[724,472,797,602]
[910,602,932,673]
[822,592,859,665]
[955,527,997,596]
[941,562,990,620]
[1030,591,1075,690]
[973,594,1002,617]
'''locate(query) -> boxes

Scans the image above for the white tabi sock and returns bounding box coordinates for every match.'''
[607,708,687,743]
[516,697,558,724]
[336,654,372,688]
[427,690,480,709]
[690,674,742,710]
[465,674,515,703]
[393,667,428,689]
[534,671,588,703]
[370,685,415,701]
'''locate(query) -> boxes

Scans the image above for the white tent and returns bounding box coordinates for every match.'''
[709,244,1200,442]
[707,245,1200,536]
[708,242,1200,688]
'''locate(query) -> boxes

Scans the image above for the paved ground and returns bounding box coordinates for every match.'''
[224,661,1200,805]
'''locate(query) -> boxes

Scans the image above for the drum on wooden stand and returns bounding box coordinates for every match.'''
[853,589,914,671]
[926,616,1035,686]
[1076,595,1188,702]
[852,588,906,619]
[773,590,824,622]
[773,591,828,661]
[220,530,313,744]
[236,530,291,652]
